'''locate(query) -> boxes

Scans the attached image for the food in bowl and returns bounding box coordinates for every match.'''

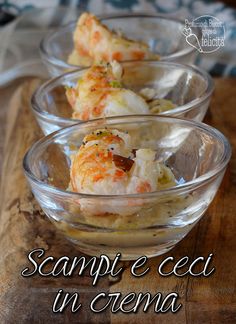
[40,14,199,77]
[69,128,176,216]
[23,116,230,259]
[31,62,214,135]
[68,12,159,66]
[65,61,176,120]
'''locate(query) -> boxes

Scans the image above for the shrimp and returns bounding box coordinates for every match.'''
[69,128,177,216]
[70,129,132,195]
[66,61,149,120]
[68,12,159,66]
[70,129,176,197]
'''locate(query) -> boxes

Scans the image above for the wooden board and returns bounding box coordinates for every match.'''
[0,78,235,323]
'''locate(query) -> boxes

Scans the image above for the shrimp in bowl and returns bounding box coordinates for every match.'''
[69,128,176,216]
[65,60,176,120]
[68,12,159,66]
[65,61,150,120]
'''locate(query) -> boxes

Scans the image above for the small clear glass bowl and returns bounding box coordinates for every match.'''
[40,13,199,77]
[23,115,231,260]
[32,61,214,135]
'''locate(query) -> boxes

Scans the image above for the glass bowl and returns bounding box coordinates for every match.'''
[40,13,199,77]
[23,115,231,260]
[31,61,214,135]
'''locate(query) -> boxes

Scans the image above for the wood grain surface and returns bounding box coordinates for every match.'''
[0,78,235,324]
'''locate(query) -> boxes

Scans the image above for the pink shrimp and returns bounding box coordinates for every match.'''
[70,129,132,194]
[68,12,159,66]
[65,61,149,120]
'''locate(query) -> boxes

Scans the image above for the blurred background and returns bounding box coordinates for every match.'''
[0,0,235,86]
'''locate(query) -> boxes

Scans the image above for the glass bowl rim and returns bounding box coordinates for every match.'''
[23,115,231,199]
[31,61,214,123]
[39,12,198,69]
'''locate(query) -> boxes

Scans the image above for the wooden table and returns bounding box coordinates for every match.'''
[0,78,235,323]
